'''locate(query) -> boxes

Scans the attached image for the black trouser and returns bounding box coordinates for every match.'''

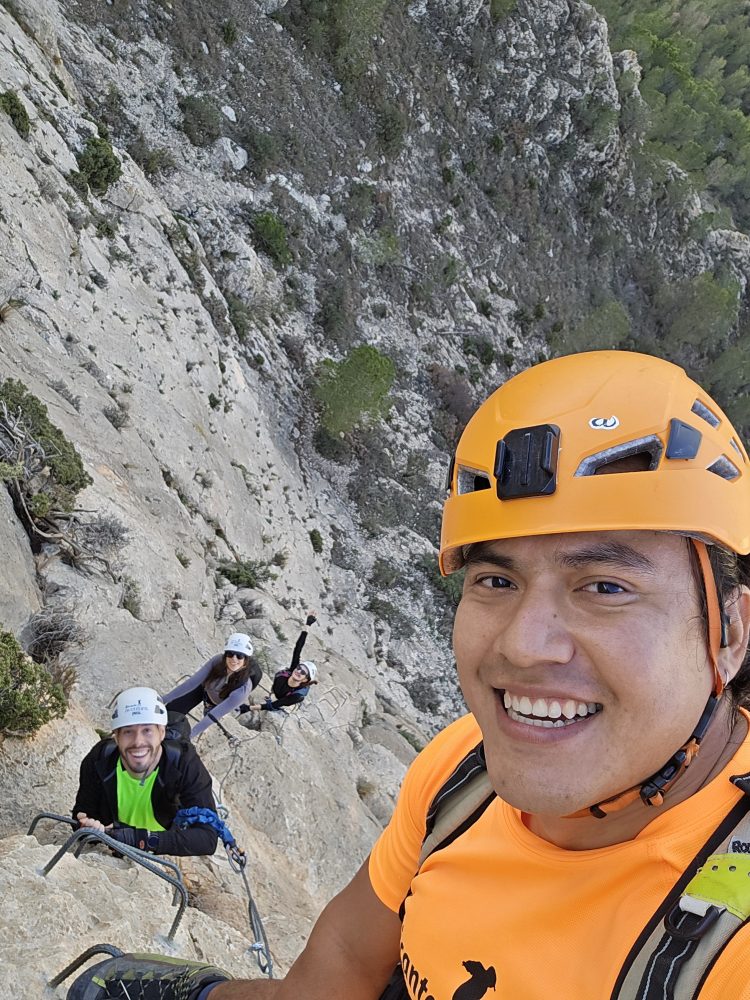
[166,686,206,715]
[379,967,408,999]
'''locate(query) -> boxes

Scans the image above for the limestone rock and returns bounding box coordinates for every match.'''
[0,489,41,633]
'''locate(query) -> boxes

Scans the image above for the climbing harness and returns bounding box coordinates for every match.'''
[173,807,273,978]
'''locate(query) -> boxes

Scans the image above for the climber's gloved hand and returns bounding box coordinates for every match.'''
[109,826,154,852]
[305,612,317,626]
[66,952,232,1000]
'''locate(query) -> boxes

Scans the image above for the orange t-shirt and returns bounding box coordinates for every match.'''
[369,713,750,1000]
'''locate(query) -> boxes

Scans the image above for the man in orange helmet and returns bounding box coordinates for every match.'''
[68,352,750,1000]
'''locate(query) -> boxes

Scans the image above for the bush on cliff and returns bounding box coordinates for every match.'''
[0,630,67,736]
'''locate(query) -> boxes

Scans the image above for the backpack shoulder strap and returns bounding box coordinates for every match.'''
[418,740,495,867]
[163,740,184,771]
[98,738,118,778]
[613,771,750,1000]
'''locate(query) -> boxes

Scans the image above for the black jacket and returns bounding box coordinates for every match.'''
[72,738,218,856]
[262,670,310,710]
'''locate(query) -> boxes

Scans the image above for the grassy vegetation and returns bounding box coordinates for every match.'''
[490,0,517,20]
[0,89,30,139]
[313,344,395,436]
[249,211,293,268]
[596,0,750,229]
[279,0,389,86]
[218,558,275,588]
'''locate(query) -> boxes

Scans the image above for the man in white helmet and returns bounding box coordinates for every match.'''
[72,687,218,856]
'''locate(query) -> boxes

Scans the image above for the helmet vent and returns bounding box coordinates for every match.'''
[691,399,721,428]
[730,438,747,463]
[574,436,662,477]
[457,466,491,494]
[707,456,740,481]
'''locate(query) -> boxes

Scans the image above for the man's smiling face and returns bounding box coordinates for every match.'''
[114,724,165,778]
[453,530,714,817]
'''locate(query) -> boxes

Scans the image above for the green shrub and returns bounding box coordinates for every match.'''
[0,379,91,511]
[375,101,408,157]
[367,597,415,638]
[309,528,324,554]
[249,211,293,268]
[313,424,354,463]
[358,228,400,267]
[490,0,517,21]
[553,300,631,354]
[655,272,740,352]
[0,89,30,139]
[370,557,399,588]
[179,95,223,147]
[419,556,464,606]
[0,630,66,736]
[442,255,460,287]
[103,403,129,429]
[226,293,252,341]
[222,19,238,45]
[218,558,274,588]
[343,181,376,225]
[317,281,356,348]
[463,336,495,366]
[314,344,395,436]
[244,127,283,179]
[280,0,388,86]
[128,134,176,177]
[74,136,122,196]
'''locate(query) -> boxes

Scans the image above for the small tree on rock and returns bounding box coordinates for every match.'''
[0,630,67,736]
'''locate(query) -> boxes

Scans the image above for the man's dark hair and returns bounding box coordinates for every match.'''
[691,541,750,713]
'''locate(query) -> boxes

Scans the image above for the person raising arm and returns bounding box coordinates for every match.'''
[164,633,261,739]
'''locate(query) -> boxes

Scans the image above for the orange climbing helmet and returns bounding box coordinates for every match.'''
[440,350,750,575]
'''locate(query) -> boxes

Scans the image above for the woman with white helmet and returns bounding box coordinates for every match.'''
[241,612,319,715]
[163,632,261,739]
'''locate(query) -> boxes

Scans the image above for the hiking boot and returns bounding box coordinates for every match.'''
[66,953,232,1000]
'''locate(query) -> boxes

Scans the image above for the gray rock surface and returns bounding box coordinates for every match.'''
[1,0,749,988]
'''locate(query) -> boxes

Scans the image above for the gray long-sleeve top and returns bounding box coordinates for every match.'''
[163,654,260,738]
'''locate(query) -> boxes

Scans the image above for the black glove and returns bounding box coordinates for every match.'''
[109,826,153,852]
[306,613,317,626]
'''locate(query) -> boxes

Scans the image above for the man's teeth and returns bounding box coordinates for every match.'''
[502,692,600,728]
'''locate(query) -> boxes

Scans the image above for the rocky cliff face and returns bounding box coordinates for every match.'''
[1,0,748,991]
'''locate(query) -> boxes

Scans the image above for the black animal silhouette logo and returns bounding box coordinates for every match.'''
[452,960,497,1000]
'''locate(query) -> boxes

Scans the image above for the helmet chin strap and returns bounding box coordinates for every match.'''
[566,539,728,820]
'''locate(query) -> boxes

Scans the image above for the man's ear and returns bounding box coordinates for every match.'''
[719,586,750,686]
[157,725,167,742]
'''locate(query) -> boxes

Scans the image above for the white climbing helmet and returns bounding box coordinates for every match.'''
[299,660,317,683]
[225,632,254,657]
[111,687,168,729]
